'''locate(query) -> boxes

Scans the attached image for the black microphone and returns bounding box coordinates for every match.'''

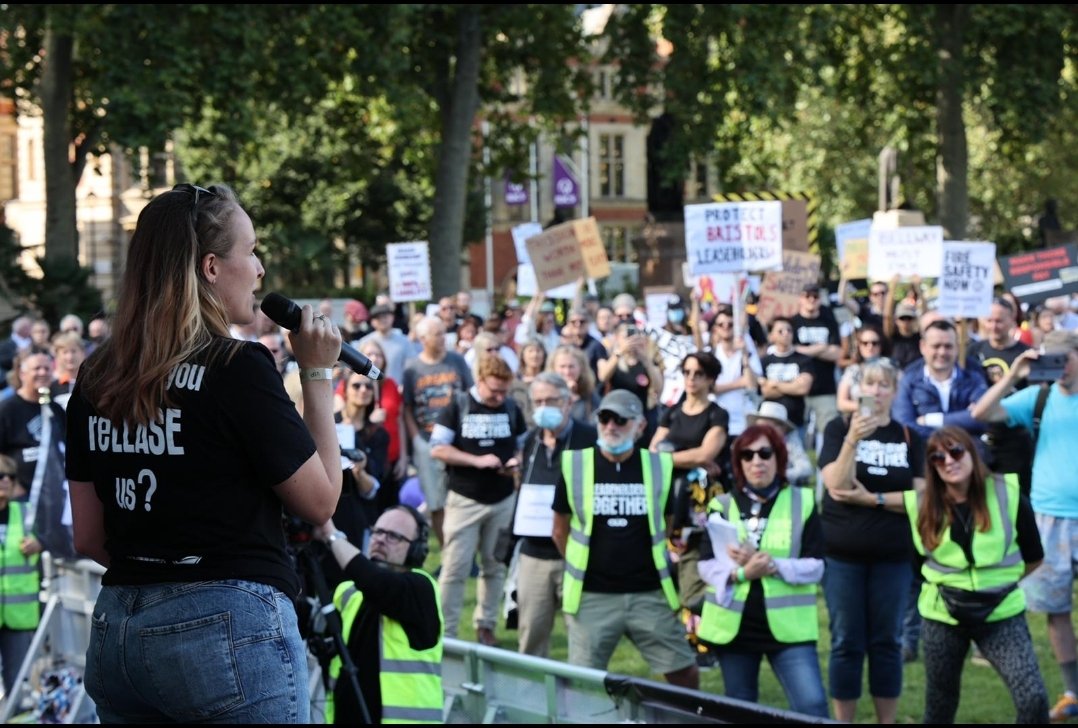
[260,292,383,380]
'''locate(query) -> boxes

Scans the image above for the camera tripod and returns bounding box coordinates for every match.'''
[295,543,373,724]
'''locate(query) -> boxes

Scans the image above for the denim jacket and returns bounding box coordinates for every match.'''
[892,359,988,442]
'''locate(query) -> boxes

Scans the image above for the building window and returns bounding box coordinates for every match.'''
[0,133,15,201]
[603,225,637,263]
[598,134,624,198]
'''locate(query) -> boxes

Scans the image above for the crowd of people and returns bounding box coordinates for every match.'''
[266,274,1071,724]
[0,184,1076,723]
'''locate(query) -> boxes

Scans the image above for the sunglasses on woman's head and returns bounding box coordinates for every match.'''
[739,447,774,462]
[928,445,966,465]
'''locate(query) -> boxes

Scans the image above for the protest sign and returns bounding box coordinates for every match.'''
[644,286,676,330]
[386,242,432,302]
[835,218,872,263]
[867,225,944,280]
[999,243,1078,304]
[711,191,818,253]
[936,242,996,318]
[521,218,608,296]
[755,250,822,325]
[684,200,783,275]
[836,218,872,278]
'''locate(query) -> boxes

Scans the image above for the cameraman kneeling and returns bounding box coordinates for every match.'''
[316,506,443,724]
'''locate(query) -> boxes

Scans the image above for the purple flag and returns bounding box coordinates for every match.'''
[505,176,528,206]
[552,155,579,207]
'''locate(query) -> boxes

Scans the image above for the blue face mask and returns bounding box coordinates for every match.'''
[597,436,635,456]
[532,406,564,431]
[668,309,685,324]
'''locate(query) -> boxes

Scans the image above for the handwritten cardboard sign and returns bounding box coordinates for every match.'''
[386,242,432,302]
[524,217,609,292]
[936,241,997,318]
[755,250,822,325]
[684,200,783,274]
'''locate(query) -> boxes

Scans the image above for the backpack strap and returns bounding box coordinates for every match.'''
[1032,382,1051,447]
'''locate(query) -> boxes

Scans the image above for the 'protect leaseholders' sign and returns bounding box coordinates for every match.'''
[684,200,783,275]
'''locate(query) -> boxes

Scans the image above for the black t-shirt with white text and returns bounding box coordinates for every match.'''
[965,338,1034,475]
[66,340,315,598]
[791,313,840,396]
[759,351,813,427]
[436,392,526,504]
[818,417,925,563]
[0,395,67,495]
[552,449,674,593]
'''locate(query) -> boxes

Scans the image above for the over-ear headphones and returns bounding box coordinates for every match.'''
[391,504,430,569]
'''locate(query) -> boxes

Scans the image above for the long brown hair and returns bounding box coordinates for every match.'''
[918,426,991,551]
[78,184,243,425]
[343,375,380,429]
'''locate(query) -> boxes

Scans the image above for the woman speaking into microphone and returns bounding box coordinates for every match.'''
[66,183,343,723]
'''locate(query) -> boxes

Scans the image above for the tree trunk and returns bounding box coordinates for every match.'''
[40,11,79,266]
[935,5,968,241]
[428,7,482,299]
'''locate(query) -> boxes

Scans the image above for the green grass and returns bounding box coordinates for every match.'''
[432,537,1069,724]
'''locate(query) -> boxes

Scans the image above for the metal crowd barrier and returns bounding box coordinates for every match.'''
[2,557,836,724]
[442,638,837,724]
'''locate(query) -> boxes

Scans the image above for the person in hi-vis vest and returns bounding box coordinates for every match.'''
[695,425,828,718]
[0,453,41,698]
[315,505,442,724]
[552,389,699,690]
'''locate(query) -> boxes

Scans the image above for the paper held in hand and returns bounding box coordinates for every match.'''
[706,512,740,571]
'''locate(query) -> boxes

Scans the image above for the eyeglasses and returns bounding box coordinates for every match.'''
[713,321,733,329]
[859,339,881,347]
[928,445,967,465]
[172,183,218,209]
[597,411,630,427]
[370,527,415,545]
[897,315,915,322]
[0,473,14,480]
[738,447,774,462]
[682,369,709,379]
[870,290,887,297]
[802,291,819,299]
[350,382,375,391]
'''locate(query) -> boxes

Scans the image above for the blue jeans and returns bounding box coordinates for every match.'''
[823,557,911,700]
[86,581,309,724]
[717,644,829,718]
[902,570,924,655]
[0,627,34,695]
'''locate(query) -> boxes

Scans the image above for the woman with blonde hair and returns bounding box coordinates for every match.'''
[356,338,408,506]
[548,344,599,422]
[511,338,548,423]
[66,183,342,722]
